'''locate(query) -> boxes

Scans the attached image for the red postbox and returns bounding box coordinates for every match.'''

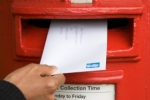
[0,0,149,100]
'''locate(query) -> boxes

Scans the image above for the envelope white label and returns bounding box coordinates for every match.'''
[55,84,115,100]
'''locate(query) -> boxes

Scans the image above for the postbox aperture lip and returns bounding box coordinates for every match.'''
[14,16,140,62]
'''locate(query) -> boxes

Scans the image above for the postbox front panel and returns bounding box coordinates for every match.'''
[0,0,149,100]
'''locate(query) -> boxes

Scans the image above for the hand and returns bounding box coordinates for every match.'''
[4,63,65,100]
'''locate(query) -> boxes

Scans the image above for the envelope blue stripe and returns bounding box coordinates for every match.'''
[86,62,100,68]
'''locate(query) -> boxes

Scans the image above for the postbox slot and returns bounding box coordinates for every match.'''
[20,18,133,54]
[107,18,133,50]
[15,18,138,61]
[25,19,50,28]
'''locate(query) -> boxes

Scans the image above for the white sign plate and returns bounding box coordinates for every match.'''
[55,84,115,100]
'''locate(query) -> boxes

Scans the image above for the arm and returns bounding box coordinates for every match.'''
[0,80,26,100]
[0,63,65,100]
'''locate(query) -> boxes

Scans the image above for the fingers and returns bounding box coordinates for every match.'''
[51,74,66,87]
[26,63,66,88]
[27,63,58,76]
[28,63,66,87]
[38,64,58,76]
[46,92,55,100]
[44,74,66,93]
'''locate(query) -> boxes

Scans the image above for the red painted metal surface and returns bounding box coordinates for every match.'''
[0,0,149,100]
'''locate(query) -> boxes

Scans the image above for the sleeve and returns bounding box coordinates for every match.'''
[0,80,26,100]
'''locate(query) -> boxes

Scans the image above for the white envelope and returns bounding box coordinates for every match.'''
[40,20,107,74]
